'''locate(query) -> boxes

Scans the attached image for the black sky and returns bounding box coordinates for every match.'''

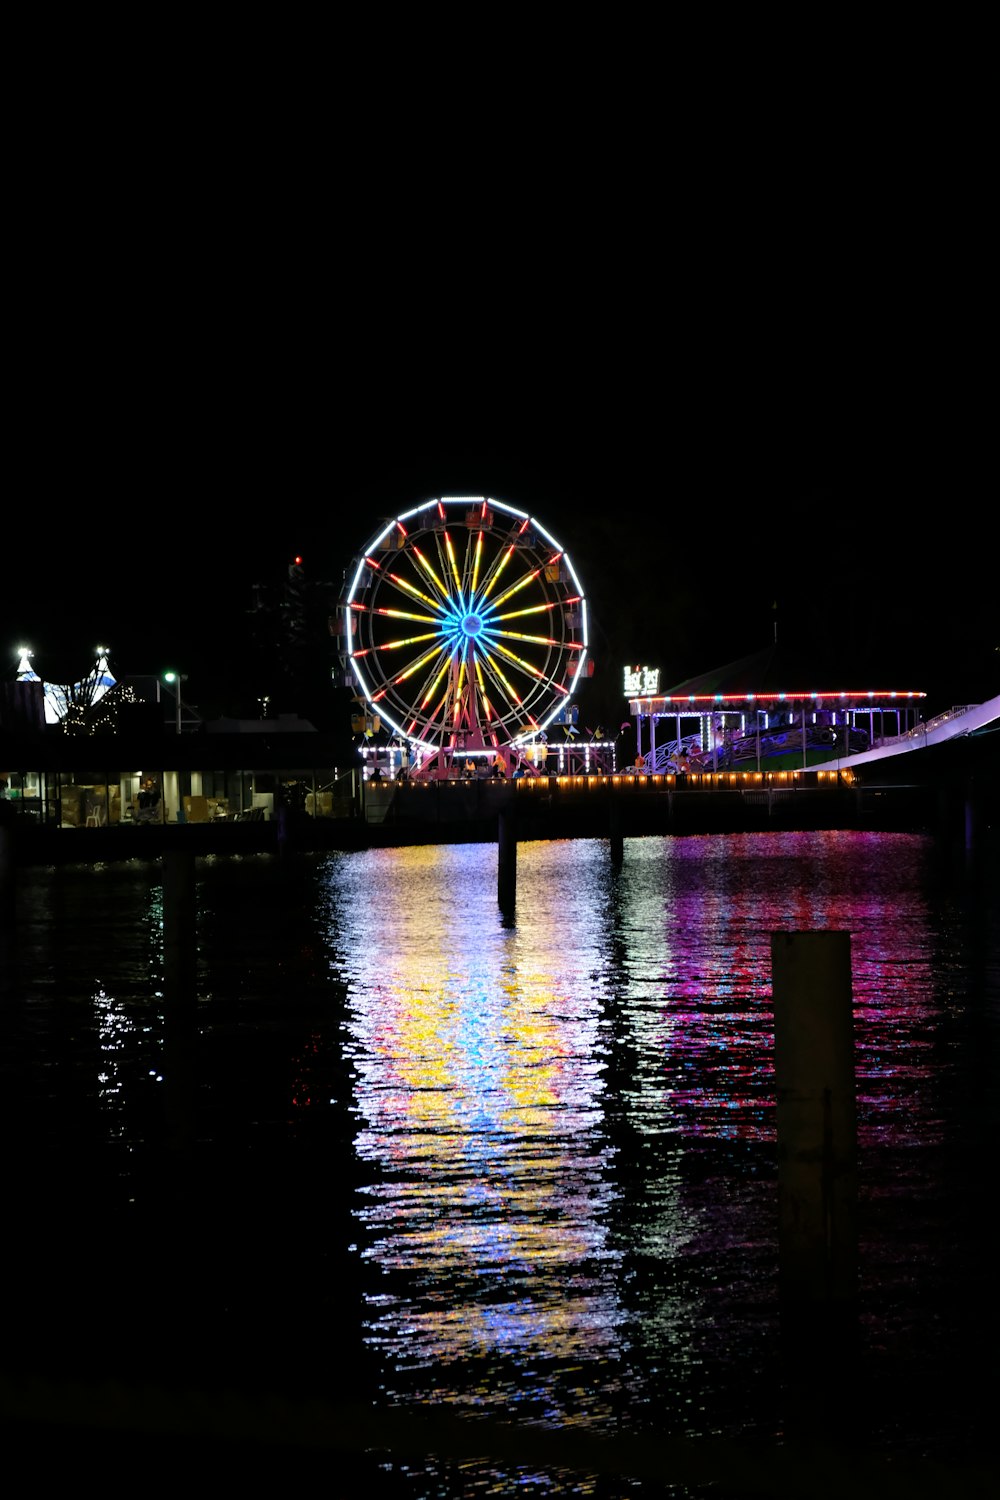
[9,368,993,730]
[6,55,996,727]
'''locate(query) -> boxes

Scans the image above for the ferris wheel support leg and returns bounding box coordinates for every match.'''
[497,807,517,915]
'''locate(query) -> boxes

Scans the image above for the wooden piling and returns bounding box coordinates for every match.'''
[0,806,15,932]
[0,807,16,988]
[770,930,858,1308]
[163,849,197,996]
[609,790,623,867]
[162,849,197,1150]
[497,807,517,914]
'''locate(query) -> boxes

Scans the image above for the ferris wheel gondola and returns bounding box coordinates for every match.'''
[340,497,588,772]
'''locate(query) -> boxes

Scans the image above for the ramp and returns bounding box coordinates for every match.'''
[832,694,1000,770]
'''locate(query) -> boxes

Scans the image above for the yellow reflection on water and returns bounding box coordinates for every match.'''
[327,841,623,1403]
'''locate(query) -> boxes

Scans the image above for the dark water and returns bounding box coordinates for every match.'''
[2,829,998,1494]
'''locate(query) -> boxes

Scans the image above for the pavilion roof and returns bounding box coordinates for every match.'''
[640,643,926,707]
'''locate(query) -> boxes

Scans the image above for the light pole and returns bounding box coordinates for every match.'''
[163,671,187,735]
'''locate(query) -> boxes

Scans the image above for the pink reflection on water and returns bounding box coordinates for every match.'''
[645,832,937,1151]
[324,828,946,1455]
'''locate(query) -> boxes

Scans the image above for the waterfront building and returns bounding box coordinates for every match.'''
[626,644,928,774]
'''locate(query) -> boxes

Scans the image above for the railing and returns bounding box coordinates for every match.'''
[869,705,976,752]
[509,768,848,793]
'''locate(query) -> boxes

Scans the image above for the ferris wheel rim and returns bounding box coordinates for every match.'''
[343,496,588,756]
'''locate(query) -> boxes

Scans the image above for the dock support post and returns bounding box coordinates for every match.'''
[771,930,859,1444]
[771,930,857,1308]
[163,849,197,1150]
[0,806,15,934]
[0,807,16,989]
[163,849,197,996]
[609,789,623,867]
[497,807,517,915]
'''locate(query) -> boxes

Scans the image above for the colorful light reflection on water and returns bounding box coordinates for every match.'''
[3,830,996,1494]
[316,830,997,1492]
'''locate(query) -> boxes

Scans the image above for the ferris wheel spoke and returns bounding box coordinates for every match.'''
[485,558,554,613]
[476,516,533,600]
[469,529,486,597]
[401,671,449,740]
[410,542,453,607]
[474,647,535,720]
[462,530,484,598]
[375,630,441,654]
[370,563,446,617]
[442,530,468,598]
[487,637,567,690]
[368,641,449,704]
[414,653,457,721]
[480,551,541,608]
[494,629,563,648]
[358,603,440,627]
[493,601,559,624]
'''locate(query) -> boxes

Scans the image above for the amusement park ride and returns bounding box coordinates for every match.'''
[336,497,607,780]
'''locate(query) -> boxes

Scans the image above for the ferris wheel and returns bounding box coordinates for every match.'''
[339,497,589,765]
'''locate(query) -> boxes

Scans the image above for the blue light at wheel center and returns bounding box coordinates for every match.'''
[439,592,497,657]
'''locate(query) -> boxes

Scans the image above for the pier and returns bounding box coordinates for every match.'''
[0,756,979,872]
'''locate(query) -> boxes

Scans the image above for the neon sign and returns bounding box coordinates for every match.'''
[624,664,660,695]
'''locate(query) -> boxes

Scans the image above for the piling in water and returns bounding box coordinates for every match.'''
[770,929,858,1309]
[497,808,517,914]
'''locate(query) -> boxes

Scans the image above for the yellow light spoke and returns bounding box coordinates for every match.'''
[478,649,524,708]
[443,531,463,595]
[377,631,440,652]
[373,607,439,624]
[410,545,449,602]
[489,640,569,696]
[496,630,560,646]
[471,531,484,596]
[489,565,542,612]
[420,655,453,709]
[385,569,444,613]
[491,639,549,682]
[374,643,446,698]
[493,602,556,621]
[479,543,517,601]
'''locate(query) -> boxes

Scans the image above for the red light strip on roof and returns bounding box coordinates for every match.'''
[632,690,926,705]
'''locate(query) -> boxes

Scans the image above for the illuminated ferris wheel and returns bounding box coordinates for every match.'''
[339,497,589,766]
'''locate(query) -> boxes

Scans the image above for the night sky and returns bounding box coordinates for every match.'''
[7,63,995,734]
[8,353,994,735]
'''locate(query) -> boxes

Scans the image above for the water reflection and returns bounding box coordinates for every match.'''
[321,830,995,1489]
[329,843,624,1426]
[3,830,995,1491]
